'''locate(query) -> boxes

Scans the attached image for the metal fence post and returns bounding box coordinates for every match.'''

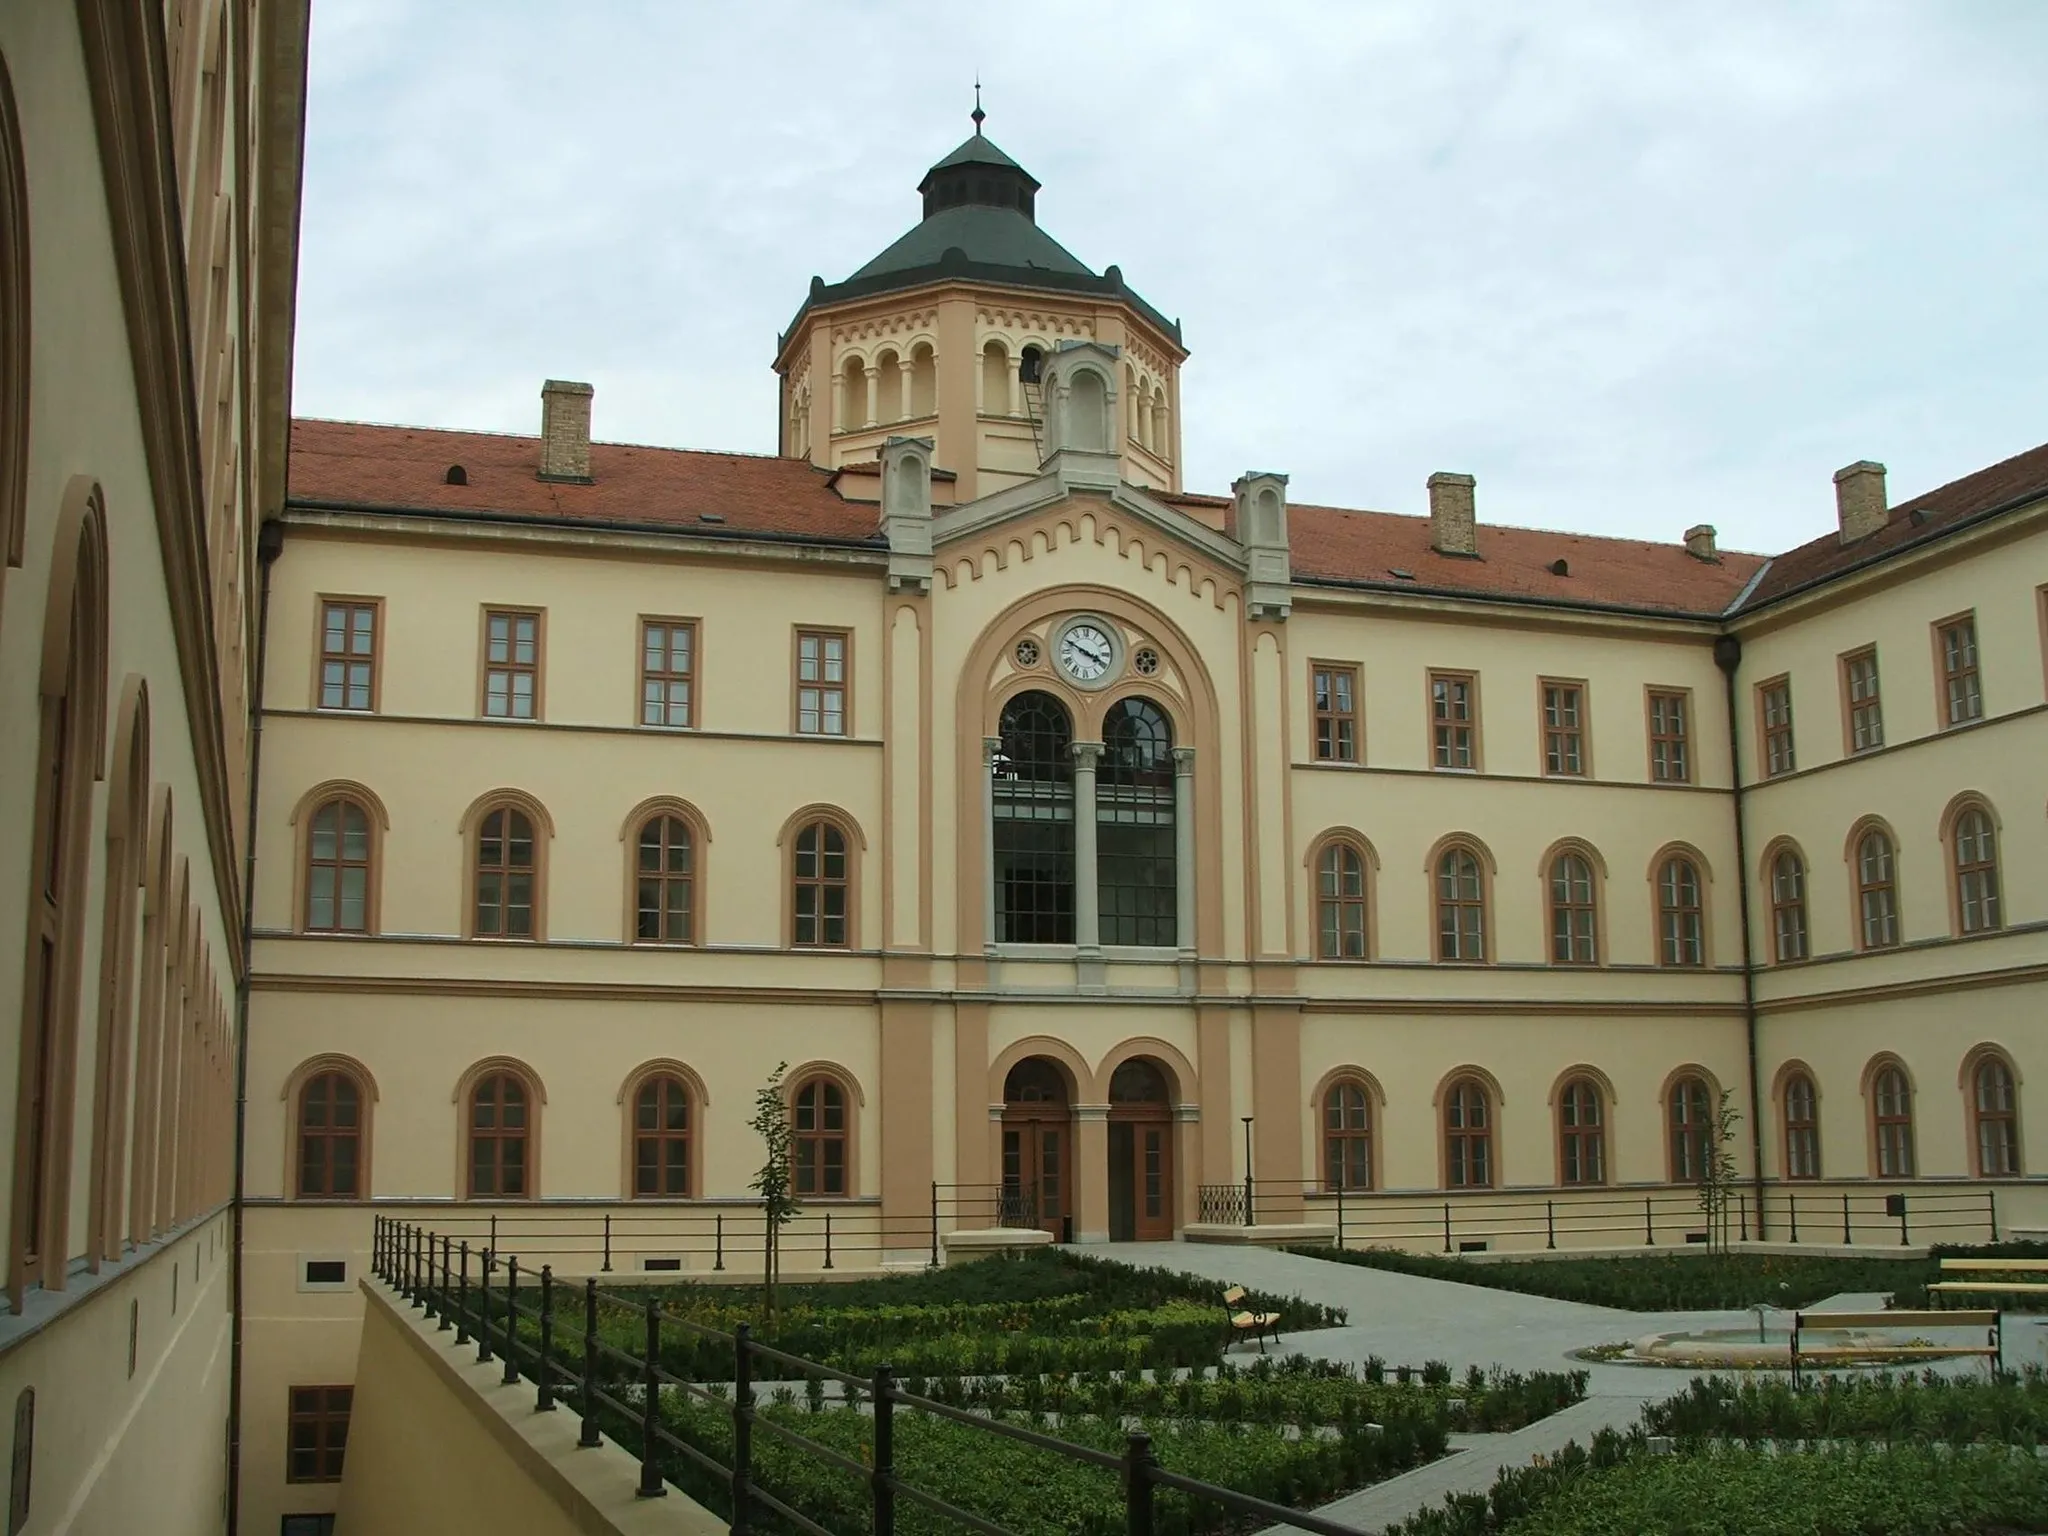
[417,1227,430,1306]
[1335,1180,1345,1250]
[1897,1195,1909,1247]
[731,1323,753,1535]
[537,1266,556,1411]
[477,1250,495,1365]
[1643,1195,1653,1246]
[1124,1430,1156,1536]
[1842,1191,1852,1245]
[1989,1187,2000,1242]
[1546,1199,1556,1250]
[503,1256,523,1386]
[1441,1201,1451,1253]
[930,1181,941,1267]
[579,1278,602,1449]
[372,1215,383,1277]
[824,1210,834,1270]
[1739,1193,1749,1244]
[637,1299,665,1498]
[714,1210,725,1272]
[456,1242,471,1345]
[438,1236,454,1330]
[871,1363,896,1536]
[603,1212,614,1274]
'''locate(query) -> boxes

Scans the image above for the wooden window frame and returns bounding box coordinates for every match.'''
[1538,678,1589,778]
[294,1069,365,1199]
[461,1061,542,1200]
[1544,845,1600,966]
[1430,838,1491,964]
[1666,1073,1714,1183]
[1439,1074,1495,1190]
[1645,686,1692,785]
[1945,801,2002,936]
[1309,661,1361,763]
[1427,670,1480,771]
[1767,844,1808,963]
[285,1385,352,1484]
[785,811,858,949]
[1850,822,1900,951]
[313,595,382,713]
[638,615,699,730]
[465,794,550,941]
[301,795,375,935]
[1654,853,1707,968]
[1964,1049,2021,1179]
[1781,1069,1820,1181]
[478,606,545,721]
[1555,1076,1607,1186]
[629,1073,695,1199]
[791,1072,853,1198]
[1932,611,1983,728]
[1310,835,1373,961]
[1756,675,1795,778]
[1839,646,1883,755]
[792,626,852,737]
[630,810,698,946]
[1321,1077,1375,1192]
[1868,1060,1915,1178]
[617,1061,709,1198]
[283,1056,376,1201]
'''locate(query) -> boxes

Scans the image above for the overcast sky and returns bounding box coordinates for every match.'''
[294,1,2048,554]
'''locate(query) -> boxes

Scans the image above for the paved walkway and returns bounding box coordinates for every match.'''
[1094,1242,2042,1534]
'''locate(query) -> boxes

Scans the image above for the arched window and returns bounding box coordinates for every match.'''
[304,797,372,933]
[790,819,850,947]
[874,349,902,423]
[840,353,868,430]
[1557,1078,1605,1185]
[468,1071,531,1198]
[1435,846,1486,962]
[1971,1056,2019,1177]
[981,341,1009,413]
[1668,1075,1713,1182]
[1871,1064,1914,1177]
[474,806,537,939]
[0,50,27,581]
[634,814,694,944]
[1770,849,1808,962]
[1323,1080,1372,1191]
[1098,698,1175,946]
[992,691,1075,943]
[632,1075,693,1197]
[1855,828,1899,949]
[909,342,936,418]
[1656,857,1704,967]
[1952,808,2001,935]
[1783,1071,1819,1179]
[793,1077,848,1196]
[1442,1077,1493,1188]
[1314,840,1369,960]
[296,1071,361,1198]
[1547,852,1596,965]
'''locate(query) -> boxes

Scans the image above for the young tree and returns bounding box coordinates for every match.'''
[750,1062,800,1322]
[1696,1087,1743,1254]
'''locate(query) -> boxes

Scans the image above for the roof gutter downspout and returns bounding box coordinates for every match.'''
[1714,633,1768,1240]
[226,518,284,1535]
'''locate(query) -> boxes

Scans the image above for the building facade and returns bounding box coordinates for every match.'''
[227,130,2048,1530]
[0,2,307,1533]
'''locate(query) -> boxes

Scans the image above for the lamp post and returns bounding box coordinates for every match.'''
[1241,1117,1255,1228]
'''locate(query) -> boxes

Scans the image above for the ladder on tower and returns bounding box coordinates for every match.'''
[1021,374,1045,462]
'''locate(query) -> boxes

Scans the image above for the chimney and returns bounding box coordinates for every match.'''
[538,379,595,483]
[1683,524,1718,562]
[1833,460,1887,544]
[1427,472,1477,557]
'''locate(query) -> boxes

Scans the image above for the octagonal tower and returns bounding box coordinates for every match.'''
[774,117,1187,500]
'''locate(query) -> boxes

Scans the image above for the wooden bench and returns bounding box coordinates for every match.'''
[1790,1308,2000,1387]
[1223,1285,1281,1354]
[1930,1257,2048,1306]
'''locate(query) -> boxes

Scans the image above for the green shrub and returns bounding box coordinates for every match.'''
[1643,1368,2048,1445]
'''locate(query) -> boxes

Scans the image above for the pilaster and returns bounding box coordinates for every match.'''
[1074,1104,1109,1243]
[935,294,978,499]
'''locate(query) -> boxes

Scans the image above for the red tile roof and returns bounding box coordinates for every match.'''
[288,418,883,544]
[1734,440,2048,612]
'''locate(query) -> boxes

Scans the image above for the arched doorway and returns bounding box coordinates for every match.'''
[1107,1058,1174,1241]
[1001,1058,1072,1238]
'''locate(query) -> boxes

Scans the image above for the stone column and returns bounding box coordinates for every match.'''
[983,736,1000,951]
[1007,360,1022,418]
[898,363,913,423]
[1173,746,1196,957]
[1075,1104,1110,1243]
[832,372,847,436]
[863,365,879,428]
[1072,742,1102,955]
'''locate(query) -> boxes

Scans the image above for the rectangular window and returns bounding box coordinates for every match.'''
[1758,677,1795,777]
[481,609,541,720]
[1842,648,1883,753]
[1311,664,1359,762]
[286,1386,352,1483]
[1429,671,1477,770]
[1647,689,1690,784]
[1936,614,1982,726]
[317,600,378,712]
[1540,680,1586,777]
[795,629,849,736]
[640,618,696,728]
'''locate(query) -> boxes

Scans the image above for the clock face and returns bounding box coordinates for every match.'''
[1057,623,1115,683]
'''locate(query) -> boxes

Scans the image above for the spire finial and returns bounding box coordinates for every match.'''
[971,77,985,134]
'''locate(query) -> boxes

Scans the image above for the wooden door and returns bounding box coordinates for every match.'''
[1001,1116,1069,1236]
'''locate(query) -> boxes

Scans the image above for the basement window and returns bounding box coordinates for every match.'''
[643,1257,683,1273]
[444,464,467,485]
[298,1256,351,1293]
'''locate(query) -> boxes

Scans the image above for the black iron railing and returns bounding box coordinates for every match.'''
[1197,1183,1250,1225]
[372,1215,1381,1536]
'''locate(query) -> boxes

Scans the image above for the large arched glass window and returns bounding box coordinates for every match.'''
[474,807,536,938]
[634,814,694,943]
[297,1071,361,1197]
[1557,1078,1605,1185]
[992,691,1074,943]
[1323,1080,1372,1191]
[791,820,850,947]
[1547,852,1596,964]
[1872,1064,1914,1176]
[633,1074,692,1196]
[468,1071,530,1198]
[1098,698,1175,946]
[1783,1072,1819,1179]
[1952,809,2001,935]
[305,797,372,934]
[1971,1057,2018,1177]
[1771,850,1808,962]
[1435,847,1486,962]
[1315,841,1369,959]
[1856,829,1899,949]
[1668,1075,1713,1181]
[793,1077,848,1196]
[1443,1077,1493,1188]
[1657,857,1705,967]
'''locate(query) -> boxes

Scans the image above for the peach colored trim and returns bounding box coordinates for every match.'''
[1647,841,1715,968]
[453,1056,546,1200]
[1859,1052,1917,1178]
[1771,1058,1823,1181]
[0,49,23,582]
[88,675,150,1265]
[290,779,392,937]
[617,1059,710,1199]
[1304,829,1381,962]
[1537,836,1608,967]
[458,789,555,942]
[1433,1063,1507,1109]
[1091,1037,1198,1104]
[619,796,713,946]
[1958,1043,2023,1178]
[127,784,172,1246]
[989,1037,1091,1104]
[281,1054,380,1201]
[1423,832,1497,965]
[784,1061,863,1198]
